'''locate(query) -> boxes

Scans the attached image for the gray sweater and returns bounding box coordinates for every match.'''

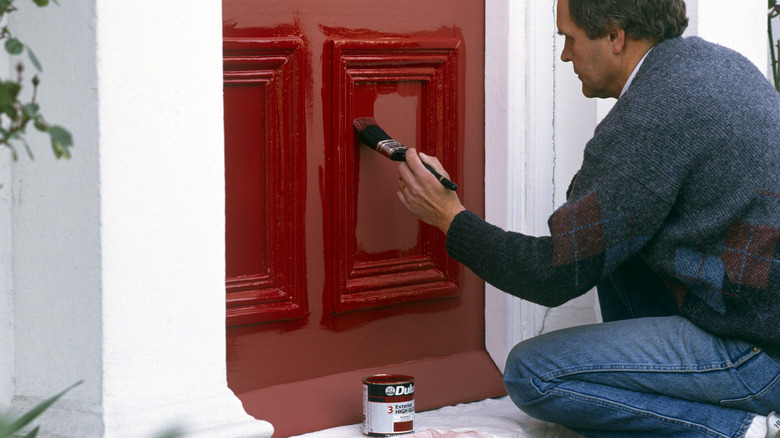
[447,37,780,354]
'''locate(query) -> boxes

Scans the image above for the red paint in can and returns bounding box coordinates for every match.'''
[362,374,415,437]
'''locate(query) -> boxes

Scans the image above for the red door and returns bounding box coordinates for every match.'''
[222,1,504,436]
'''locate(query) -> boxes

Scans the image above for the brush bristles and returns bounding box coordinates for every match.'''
[358,125,394,148]
[353,117,378,132]
[354,118,392,147]
[353,117,408,161]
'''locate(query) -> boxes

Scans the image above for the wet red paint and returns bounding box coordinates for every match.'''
[322,36,462,315]
[223,34,310,326]
[222,1,497,435]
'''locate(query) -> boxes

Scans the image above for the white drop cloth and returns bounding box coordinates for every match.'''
[292,396,583,438]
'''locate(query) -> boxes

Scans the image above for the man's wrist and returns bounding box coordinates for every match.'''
[440,206,466,235]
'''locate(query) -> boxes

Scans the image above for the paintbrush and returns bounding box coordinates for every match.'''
[353,117,458,191]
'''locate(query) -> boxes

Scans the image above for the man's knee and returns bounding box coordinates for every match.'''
[503,339,551,408]
[503,338,581,425]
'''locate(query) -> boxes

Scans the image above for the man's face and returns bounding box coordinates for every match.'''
[556,0,621,98]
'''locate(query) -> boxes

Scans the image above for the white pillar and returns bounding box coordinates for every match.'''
[688,0,767,71]
[0,147,12,409]
[0,21,13,410]
[6,1,273,436]
[484,0,529,373]
[485,0,603,372]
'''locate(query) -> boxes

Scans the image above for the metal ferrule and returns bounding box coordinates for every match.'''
[375,139,406,159]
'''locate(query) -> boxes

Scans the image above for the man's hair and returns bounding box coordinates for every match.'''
[567,0,688,42]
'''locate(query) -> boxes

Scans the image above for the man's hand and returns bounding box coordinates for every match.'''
[397,148,465,234]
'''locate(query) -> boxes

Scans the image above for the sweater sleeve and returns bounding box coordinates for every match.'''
[446,210,586,307]
[446,148,676,307]
[445,40,714,306]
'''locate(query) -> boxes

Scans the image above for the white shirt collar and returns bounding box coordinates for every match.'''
[619,47,653,98]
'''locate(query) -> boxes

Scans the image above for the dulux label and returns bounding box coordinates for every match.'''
[385,384,415,396]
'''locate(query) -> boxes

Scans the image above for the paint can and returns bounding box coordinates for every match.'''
[362,374,415,436]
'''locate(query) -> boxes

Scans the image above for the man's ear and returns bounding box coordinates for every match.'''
[608,27,626,54]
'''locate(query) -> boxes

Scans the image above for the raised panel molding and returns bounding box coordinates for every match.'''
[325,38,461,314]
[223,37,307,326]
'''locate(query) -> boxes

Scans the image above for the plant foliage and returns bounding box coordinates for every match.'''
[770,0,780,91]
[0,381,186,438]
[0,381,81,438]
[0,0,72,161]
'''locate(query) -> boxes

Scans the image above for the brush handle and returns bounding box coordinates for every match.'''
[423,163,458,191]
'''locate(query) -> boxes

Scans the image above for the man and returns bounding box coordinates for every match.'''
[396,0,780,437]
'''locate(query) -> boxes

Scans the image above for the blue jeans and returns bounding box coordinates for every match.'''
[503,256,780,437]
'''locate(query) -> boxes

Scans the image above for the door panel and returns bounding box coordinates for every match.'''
[325,37,460,314]
[223,37,307,326]
[222,2,503,436]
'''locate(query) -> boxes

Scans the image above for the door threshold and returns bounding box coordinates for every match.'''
[236,350,506,437]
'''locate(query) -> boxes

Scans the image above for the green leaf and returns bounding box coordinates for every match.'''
[0,414,12,431]
[4,38,23,55]
[0,81,20,102]
[0,381,82,438]
[21,138,33,161]
[27,47,41,72]
[49,126,72,145]
[33,116,47,132]
[48,125,72,159]
[32,0,50,6]
[0,81,21,118]
[152,428,186,438]
[3,106,18,121]
[22,103,39,118]
[21,426,39,438]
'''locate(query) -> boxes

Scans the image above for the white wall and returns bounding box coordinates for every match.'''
[688,0,767,70]
[484,0,601,372]
[0,28,13,409]
[8,2,102,431]
[484,0,769,372]
[4,1,272,436]
[0,145,11,409]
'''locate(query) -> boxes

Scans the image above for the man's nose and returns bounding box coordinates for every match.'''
[560,46,571,62]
